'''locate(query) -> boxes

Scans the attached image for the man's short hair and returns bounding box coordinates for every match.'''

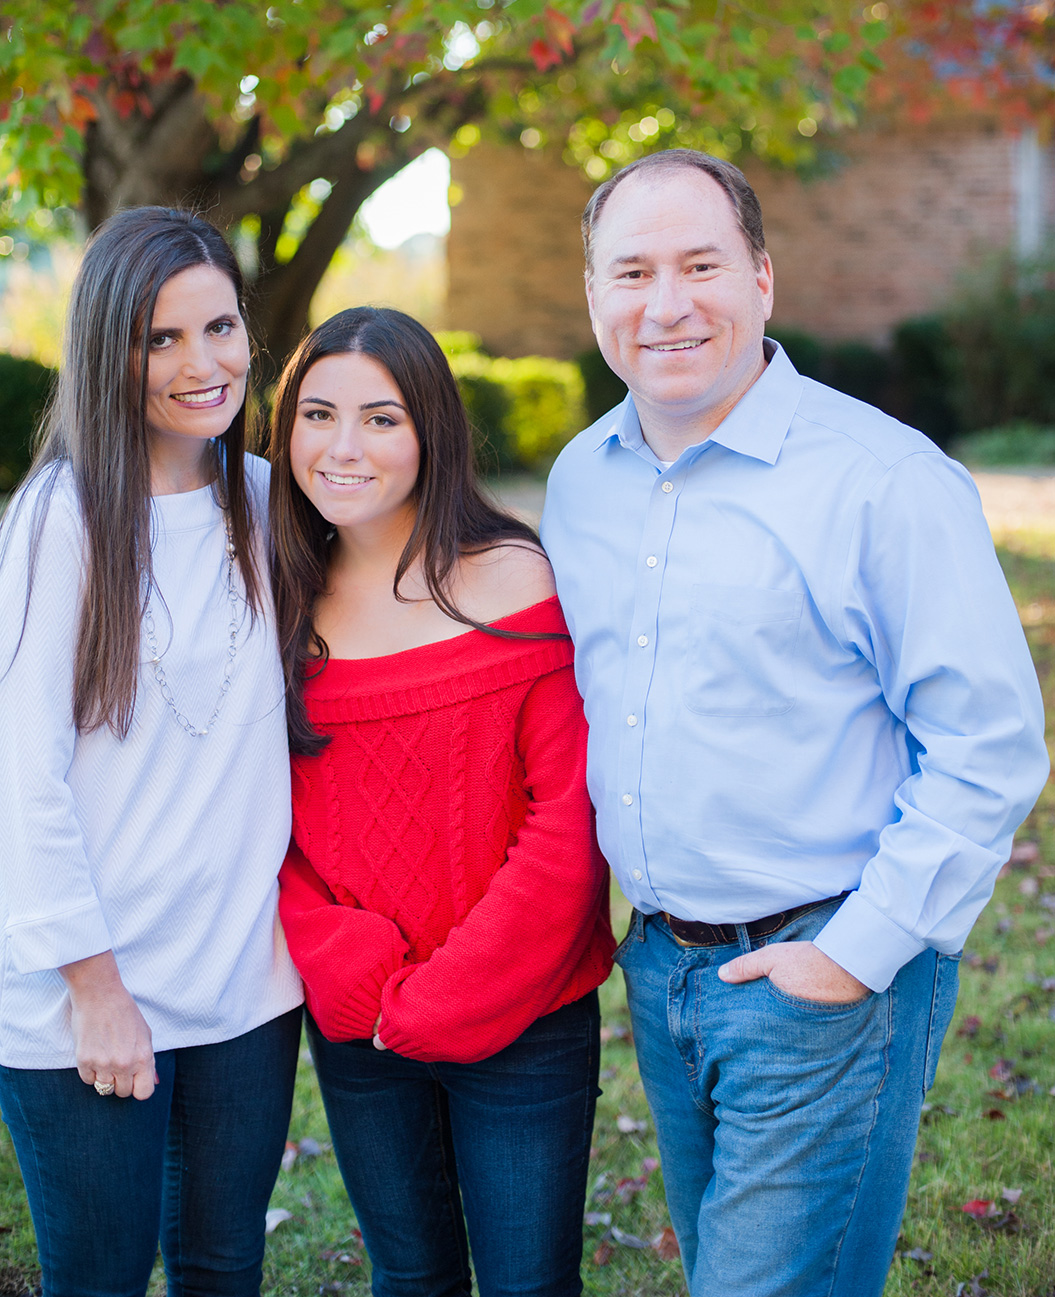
[582,149,767,277]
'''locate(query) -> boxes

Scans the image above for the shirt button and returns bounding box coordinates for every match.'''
[662,481,674,493]
[627,714,638,727]
[622,793,633,805]
[632,868,643,881]
[637,634,648,647]
[646,556,658,568]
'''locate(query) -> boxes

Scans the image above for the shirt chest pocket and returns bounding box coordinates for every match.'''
[684,583,804,717]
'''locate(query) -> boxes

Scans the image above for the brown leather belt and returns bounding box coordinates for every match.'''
[659,893,847,948]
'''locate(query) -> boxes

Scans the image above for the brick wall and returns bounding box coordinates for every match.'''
[447,123,1051,357]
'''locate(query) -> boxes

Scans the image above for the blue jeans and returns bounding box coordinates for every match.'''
[0,1007,301,1297]
[615,902,960,1297]
[307,991,600,1297]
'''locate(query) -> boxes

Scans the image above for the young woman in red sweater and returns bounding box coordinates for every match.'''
[269,306,614,1297]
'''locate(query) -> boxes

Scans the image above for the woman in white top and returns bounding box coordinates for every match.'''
[0,207,303,1297]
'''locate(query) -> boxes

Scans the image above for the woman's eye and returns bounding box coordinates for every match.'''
[368,414,396,427]
[209,319,236,336]
[149,333,173,350]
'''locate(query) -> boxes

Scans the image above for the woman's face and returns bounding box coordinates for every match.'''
[143,264,250,455]
[289,351,421,541]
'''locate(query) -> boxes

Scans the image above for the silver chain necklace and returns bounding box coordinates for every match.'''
[143,514,241,738]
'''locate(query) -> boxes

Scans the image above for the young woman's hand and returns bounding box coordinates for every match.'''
[60,951,157,1100]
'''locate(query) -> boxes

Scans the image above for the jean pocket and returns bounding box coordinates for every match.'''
[923,951,962,1092]
[763,978,874,1015]
[683,583,803,717]
[612,911,644,967]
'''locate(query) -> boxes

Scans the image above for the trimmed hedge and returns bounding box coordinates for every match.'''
[436,333,585,473]
[0,353,54,491]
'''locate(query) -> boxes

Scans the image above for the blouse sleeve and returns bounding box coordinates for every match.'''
[377,662,611,1064]
[0,478,113,973]
[279,837,410,1040]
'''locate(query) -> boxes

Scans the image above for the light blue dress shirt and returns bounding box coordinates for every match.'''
[541,343,1048,992]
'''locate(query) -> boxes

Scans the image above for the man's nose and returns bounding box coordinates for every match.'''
[644,273,694,327]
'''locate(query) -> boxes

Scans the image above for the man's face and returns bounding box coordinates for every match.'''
[586,168,774,440]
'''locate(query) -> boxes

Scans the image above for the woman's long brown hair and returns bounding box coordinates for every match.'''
[268,307,544,755]
[2,207,262,737]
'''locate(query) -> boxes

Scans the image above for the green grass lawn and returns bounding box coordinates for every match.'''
[0,534,1052,1297]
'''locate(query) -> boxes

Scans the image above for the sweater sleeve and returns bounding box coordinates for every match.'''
[377,662,612,1064]
[0,478,114,974]
[278,837,410,1040]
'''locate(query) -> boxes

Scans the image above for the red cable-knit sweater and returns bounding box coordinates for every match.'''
[279,596,614,1065]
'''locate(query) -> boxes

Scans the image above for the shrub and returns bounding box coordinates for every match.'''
[948,422,1055,468]
[442,339,586,473]
[0,353,54,491]
[487,356,585,468]
[577,347,627,424]
[889,316,960,447]
[942,256,1055,432]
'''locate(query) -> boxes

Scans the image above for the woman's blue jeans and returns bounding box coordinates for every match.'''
[0,1006,302,1297]
[307,991,600,1297]
[615,901,960,1297]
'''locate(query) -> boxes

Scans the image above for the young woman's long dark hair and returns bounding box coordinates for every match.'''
[268,306,542,755]
[2,207,263,738]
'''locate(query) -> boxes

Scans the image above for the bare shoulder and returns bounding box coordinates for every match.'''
[456,541,556,623]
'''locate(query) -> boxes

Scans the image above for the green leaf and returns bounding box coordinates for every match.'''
[833,63,869,96]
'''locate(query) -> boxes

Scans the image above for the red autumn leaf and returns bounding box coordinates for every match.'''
[529,37,563,71]
[961,1199,993,1218]
[653,1226,680,1259]
[544,6,576,55]
[592,1239,614,1266]
[988,1058,1014,1081]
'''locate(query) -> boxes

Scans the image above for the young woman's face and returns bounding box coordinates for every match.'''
[143,264,250,453]
[290,351,421,540]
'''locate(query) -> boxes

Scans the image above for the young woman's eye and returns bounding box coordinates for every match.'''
[149,333,173,350]
[303,408,331,422]
[369,414,396,427]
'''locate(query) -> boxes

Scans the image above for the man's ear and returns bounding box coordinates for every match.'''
[758,253,775,322]
[585,274,597,335]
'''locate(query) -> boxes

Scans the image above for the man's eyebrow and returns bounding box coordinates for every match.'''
[607,244,725,267]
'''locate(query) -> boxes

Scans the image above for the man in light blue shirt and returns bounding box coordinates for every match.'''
[541,150,1048,1297]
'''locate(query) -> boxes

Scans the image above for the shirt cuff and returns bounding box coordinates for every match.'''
[5,901,113,976]
[811,891,926,993]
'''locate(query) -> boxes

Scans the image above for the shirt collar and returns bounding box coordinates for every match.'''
[591,339,803,467]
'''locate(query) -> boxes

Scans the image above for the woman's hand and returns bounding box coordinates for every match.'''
[60,951,157,1100]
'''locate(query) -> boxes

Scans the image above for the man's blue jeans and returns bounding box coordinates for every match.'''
[615,900,960,1297]
[307,991,600,1297]
[0,1006,301,1297]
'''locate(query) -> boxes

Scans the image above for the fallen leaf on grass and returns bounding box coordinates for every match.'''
[584,1212,612,1227]
[600,1024,630,1043]
[592,1239,614,1267]
[988,1059,1015,1081]
[1019,876,1040,898]
[616,1114,648,1134]
[957,1016,982,1038]
[1002,1187,1023,1204]
[960,1201,1022,1233]
[320,1250,362,1266]
[1010,840,1040,866]
[982,1108,1007,1120]
[954,1272,990,1297]
[281,1140,298,1171]
[298,1136,325,1157]
[652,1226,680,1259]
[264,1208,292,1234]
[900,1247,934,1262]
[611,1226,650,1249]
